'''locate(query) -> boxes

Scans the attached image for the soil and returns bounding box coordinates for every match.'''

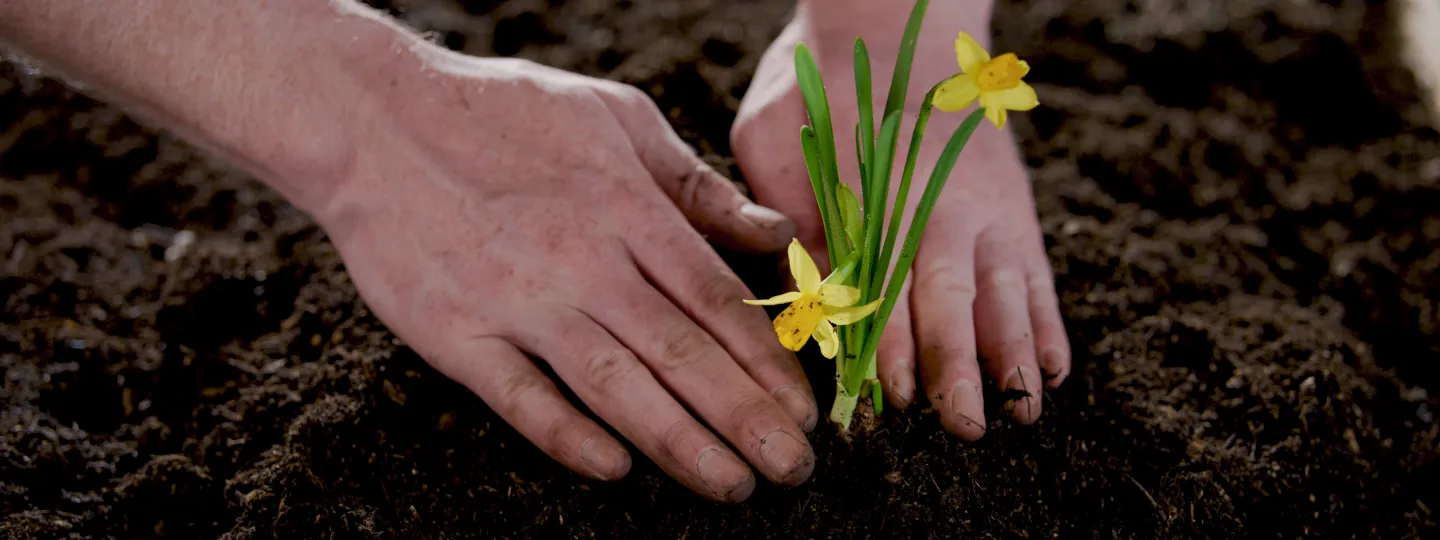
[3,0,1439,538]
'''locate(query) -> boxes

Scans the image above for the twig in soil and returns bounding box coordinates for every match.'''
[1016,365,1034,423]
[878,495,893,534]
[788,491,814,531]
[1126,473,1161,512]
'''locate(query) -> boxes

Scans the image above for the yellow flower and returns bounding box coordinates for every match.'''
[744,239,882,358]
[931,31,1039,129]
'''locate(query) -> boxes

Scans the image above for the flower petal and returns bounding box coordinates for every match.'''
[788,238,822,295]
[819,284,860,307]
[981,81,1039,112]
[812,320,840,359]
[742,291,803,306]
[985,105,1007,129]
[825,299,882,325]
[932,73,980,112]
[1017,59,1031,77]
[772,295,825,351]
[954,31,990,73]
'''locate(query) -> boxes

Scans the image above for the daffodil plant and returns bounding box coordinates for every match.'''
[744,0,1039,430]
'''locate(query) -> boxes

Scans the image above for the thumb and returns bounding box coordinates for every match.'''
[603,86,795,253]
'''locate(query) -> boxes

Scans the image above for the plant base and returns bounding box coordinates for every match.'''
[829,384,859,430]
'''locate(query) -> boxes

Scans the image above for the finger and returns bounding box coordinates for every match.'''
[730,82,830,267]
[585,262,816,487]
[876,278,917,410]
[974,226,1045,425]
[1026,258,1072,389]
[604,86,794,253]
[624,206,819,431]
[434,337,630,481]
[509,308,756,503]
[911,219,987,440]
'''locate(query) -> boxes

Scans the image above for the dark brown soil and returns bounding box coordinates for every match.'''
[3,0,1439,537]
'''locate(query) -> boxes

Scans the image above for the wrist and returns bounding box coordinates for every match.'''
[208,3,438,216]
[795,0,995,44]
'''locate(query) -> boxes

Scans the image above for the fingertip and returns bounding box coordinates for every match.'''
[884,366,915,410]
[697,447,756,503]
[941,380,987,441]
[1040,346,1071,389]
[738,202,797,252]
[760,429,816,487]
[1004,366,1044,424]
[773,385,818,432]
[579,437,632,481]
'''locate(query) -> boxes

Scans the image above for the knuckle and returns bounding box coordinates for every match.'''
[921,341,977,367]
[583,348,640,395]
[725,395,774,436]
[655,327,715,373]
[915,269,977,303]
[604,83,658,113]
[655,418,693,463]
[978,269,1024,295]
[673,165,714,215]
[543,415,581,453]
[495,369,552,417]
[993,332,1036,359]
[690,268,747,315]
[1026,271,1061,306]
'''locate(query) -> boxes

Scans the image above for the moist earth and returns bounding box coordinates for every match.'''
[2,0,1438,538]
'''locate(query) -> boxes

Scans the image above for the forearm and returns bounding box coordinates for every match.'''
[0,0,426,212]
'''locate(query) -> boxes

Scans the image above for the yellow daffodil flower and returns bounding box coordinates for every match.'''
[931,31,1039,129]
[744,239,882,358]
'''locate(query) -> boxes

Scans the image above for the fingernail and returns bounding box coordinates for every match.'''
[773,386,817,432]
[889,370,914,409]
[696,447,755,502]
[580,438,629,481]
[950,380,986,437]
[1005,366,1043,424]
[760,430,815,487]
[739,203,792,232]
[1041,347,1069,388]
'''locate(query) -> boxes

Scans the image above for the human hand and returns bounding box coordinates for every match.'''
[317,51,819,502]
[733,0,1071,438]
[0,0,818,504]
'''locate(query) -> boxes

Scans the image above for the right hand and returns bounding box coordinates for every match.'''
[314,53,818,502]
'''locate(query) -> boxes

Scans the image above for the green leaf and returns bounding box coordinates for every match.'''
[794,43,848,266]
[799,125,840,266]
[837,183,863,249]
[854,123,867,184]
[869,81,944,297]
[860,111,903,304]
[882,0,930,120]
[852,107,987,396]
[854,38,875,182]
[822,250,863,286]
